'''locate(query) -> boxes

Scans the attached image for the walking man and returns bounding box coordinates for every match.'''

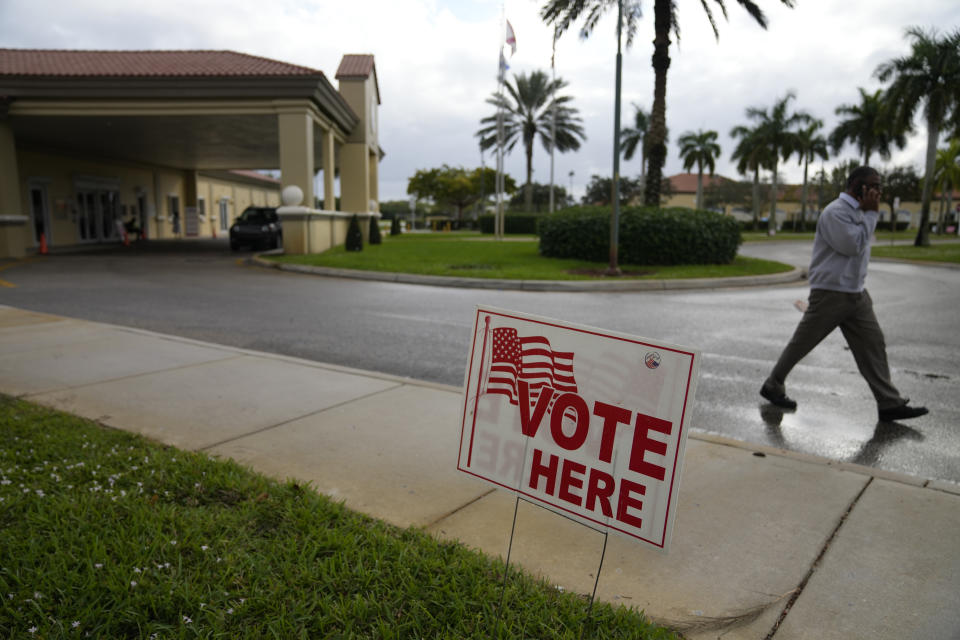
[760,166,928,422]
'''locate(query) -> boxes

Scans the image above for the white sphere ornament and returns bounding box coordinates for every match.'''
[281,185,304,207]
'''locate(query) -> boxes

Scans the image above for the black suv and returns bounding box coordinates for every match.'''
[229,207,282,251]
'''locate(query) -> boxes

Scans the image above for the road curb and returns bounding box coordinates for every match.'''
[249,255,806,291]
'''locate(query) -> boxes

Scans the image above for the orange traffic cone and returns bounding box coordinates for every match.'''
[39,233,48,255]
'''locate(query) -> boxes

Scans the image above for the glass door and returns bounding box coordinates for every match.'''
[218,199,231,234]
[75,188,121,242]
[28,183,50,246]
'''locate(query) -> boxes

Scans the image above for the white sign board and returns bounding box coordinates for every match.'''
[458,306,700,553]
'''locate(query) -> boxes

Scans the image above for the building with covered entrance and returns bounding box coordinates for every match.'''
[0,49,382,258]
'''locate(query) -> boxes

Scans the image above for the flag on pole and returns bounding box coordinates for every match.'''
[498,50,509,83]
[505,19,517,56]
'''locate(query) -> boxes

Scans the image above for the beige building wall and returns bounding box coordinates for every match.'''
[10,149,281,248]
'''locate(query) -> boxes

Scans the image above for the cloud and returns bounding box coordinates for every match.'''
[1,0,956,201]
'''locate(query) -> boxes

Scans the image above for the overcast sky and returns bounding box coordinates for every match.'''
[2,0,958,201]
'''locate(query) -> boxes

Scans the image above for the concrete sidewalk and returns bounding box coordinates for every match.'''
[0,304,957,639]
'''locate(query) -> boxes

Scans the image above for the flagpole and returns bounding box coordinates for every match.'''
[549,29,557,214]
[495,4,506,241]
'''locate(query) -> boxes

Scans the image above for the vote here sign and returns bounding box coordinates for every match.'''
[457,306,700,553]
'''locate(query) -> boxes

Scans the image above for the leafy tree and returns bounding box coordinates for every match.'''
[621,103,668,186]
[407,165,516,221]
[795,120,829,230]
[877,26,960,246]
[741,92,814,227]
[703,179,753,212]
[933,139,960,234]
[476,70,585,212]
[540,0,796,207]
[677,129,721,210]
[508,182,573,211]
[582,174,645,206]
[880,165,922,229]
[730,121,774,230]
[829,159,860,198]
[829,88,907,166]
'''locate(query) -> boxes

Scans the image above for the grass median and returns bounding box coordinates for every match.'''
[0,397,678,639]
[269,232,792,281]
[871,238,960,264]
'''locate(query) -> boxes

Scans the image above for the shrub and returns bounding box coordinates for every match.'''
[369,216,382,245]
[539,206,741,265]
[390,216,401,236]
[346,214,363,251]
[479,214,540,234]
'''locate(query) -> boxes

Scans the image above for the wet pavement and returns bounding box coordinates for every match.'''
[0,238,957,483]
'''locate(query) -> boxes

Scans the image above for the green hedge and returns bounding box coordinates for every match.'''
[479,214,540,234]
[538,206,741,265]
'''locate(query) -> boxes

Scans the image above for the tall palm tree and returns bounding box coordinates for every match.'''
[829,88,907,166]
[877,26,960,246]
[677,129,721,210]
[540,0,797,207]
[796,120,829,230]
[476,70,586,213]
[741,92,813,230]
[933,138,960,235]
[620,103,649,183]
[730,122,773,230]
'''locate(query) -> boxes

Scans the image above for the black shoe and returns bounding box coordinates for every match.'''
[760,385,797,410]
[878,403,928,422]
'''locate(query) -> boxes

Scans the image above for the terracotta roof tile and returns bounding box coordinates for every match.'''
[335,54,375,79]
[668,173,732,193]
[0,49,324,78]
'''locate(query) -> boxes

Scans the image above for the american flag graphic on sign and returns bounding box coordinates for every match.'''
[487,327,578,408]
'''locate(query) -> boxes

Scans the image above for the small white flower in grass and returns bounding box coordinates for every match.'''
[130,581,137,588]
[182,615,192,624]
[28,626,37,634]
[94,563,103,569]
[33,591,42,600]
[226,608,234,615]
[72,621,80,628]
[200,545,209,552]
[133,567,141,574]
[170,540,177,546]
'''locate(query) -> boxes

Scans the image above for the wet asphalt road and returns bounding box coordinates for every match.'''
[1,239,957,483]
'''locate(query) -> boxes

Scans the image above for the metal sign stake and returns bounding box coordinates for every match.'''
[494,494,521,635]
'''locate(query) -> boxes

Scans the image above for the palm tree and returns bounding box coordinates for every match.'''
[476,70,586,213]
[540,0,797,207]
[933,139,960,235]
[741,92,813,230]
[796,121,829,230]
[829,88,907,166]
[620,103,649,183]
[730,122,773,230]
[876,26,960,247]
[677,129,721,210]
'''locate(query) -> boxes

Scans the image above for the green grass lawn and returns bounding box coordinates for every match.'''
[0,397,677,639]
[270,232,793,280]
[741,229,924,243]
[872,239,960,264]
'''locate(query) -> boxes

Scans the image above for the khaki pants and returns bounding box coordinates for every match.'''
[766,288,905,410]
